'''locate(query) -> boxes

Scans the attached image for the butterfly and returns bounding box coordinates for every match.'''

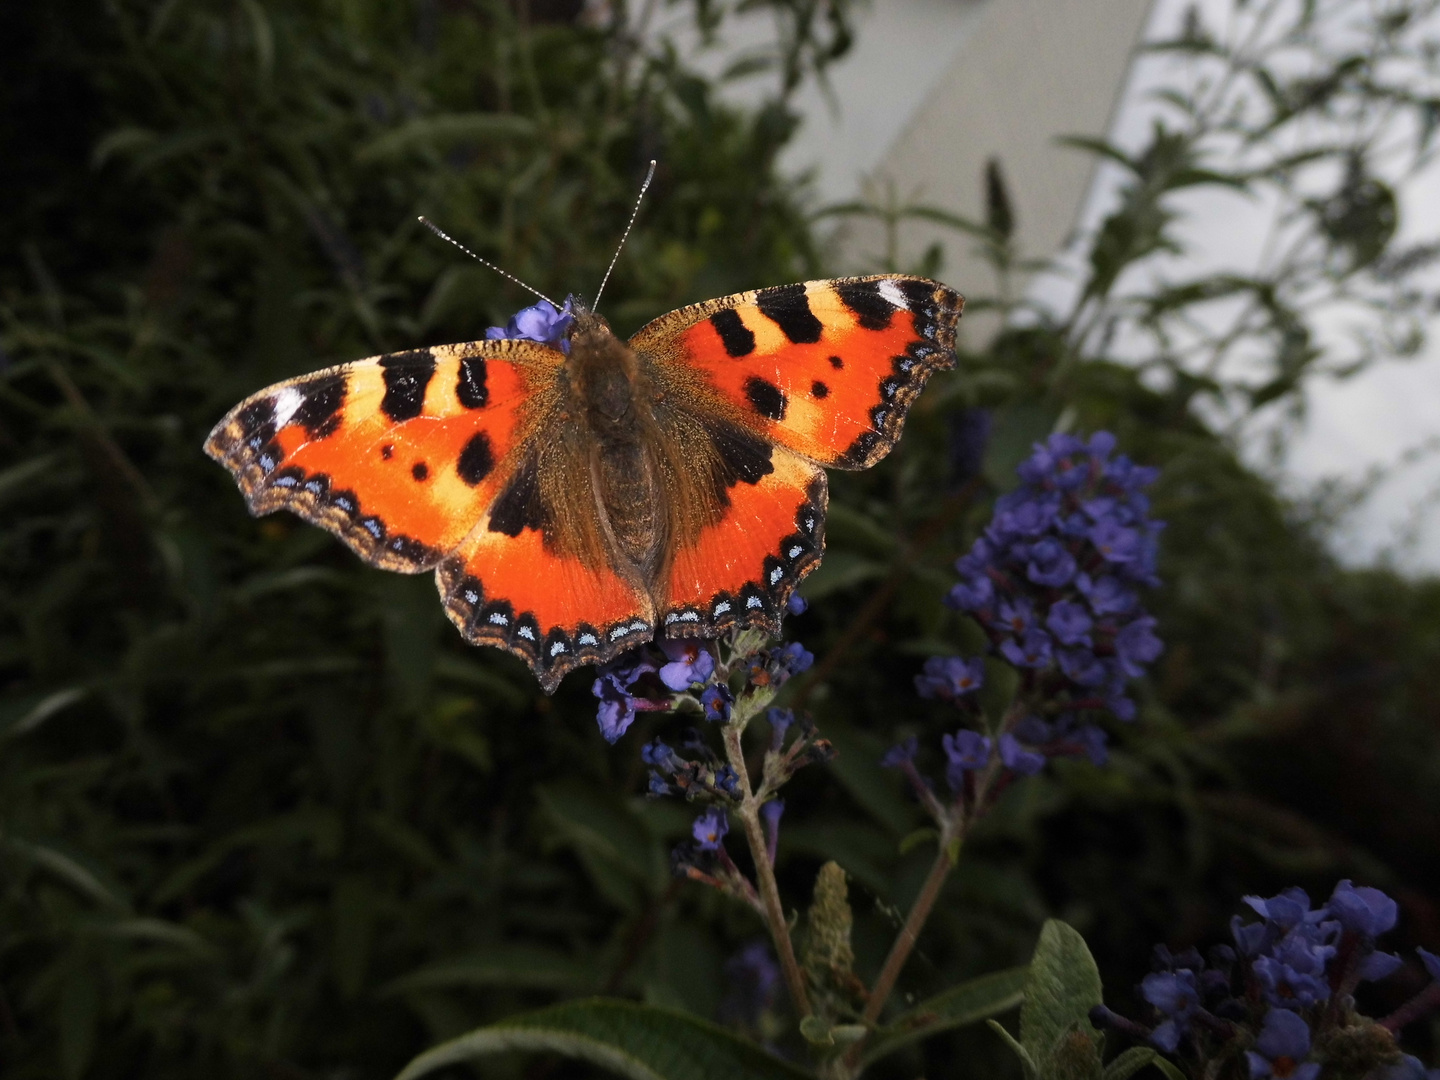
[205,275,962,692]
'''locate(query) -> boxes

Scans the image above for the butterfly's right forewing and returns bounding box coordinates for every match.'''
[629,276,961,470]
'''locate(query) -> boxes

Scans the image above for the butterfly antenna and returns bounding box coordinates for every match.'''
[417,217,559,308]
[593,159,657,312]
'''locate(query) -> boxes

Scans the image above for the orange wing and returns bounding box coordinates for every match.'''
[629,276,962,469]
[660,444,826,638]
[205,339,652,692]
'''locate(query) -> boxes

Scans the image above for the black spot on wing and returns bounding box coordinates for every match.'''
[487,453,547,536]
[838,429,884,469]
[457,357,488,408]
[411,462,429,481]
[292,374,346,438]
[756,283,823,344]
[379,349,436,421]
[457,432,495,486]
[710,309,756,358]
[828,355,844,369]
[835,279,895,331]
[811,380,829,399]
[703,418,775,488]
[237,400,277,449]
[384,533,439,564]
[743,376,787,421]
[255,440,284,476]
[898,278,940,314]
[380,444,394,460]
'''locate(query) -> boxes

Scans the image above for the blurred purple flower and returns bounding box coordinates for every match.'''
[880,736,919,769]
[999,733,1045,776]
[941,729,991,789]
[915,656,985,700]
[1327,880,1398,937]
[486,297,575,351]
[1245,1009,1319,1080]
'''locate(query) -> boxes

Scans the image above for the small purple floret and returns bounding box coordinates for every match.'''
[915,656,985,700]
[1245,1008,1319,1080]
[1328,880,1399,937]
[692,807,729,850]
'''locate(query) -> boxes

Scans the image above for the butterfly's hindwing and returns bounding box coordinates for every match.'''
[660,446,826,638]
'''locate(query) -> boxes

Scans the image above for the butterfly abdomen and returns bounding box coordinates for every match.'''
[563,313,667,580]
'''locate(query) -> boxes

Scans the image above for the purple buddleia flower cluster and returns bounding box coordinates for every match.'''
[881,434,1163,817]
[947,430,1164,724]
[590,595,811,743]
[886,432,1162,811]
[1091,882,1440,1079]
[485,296,575,352]
[591,647,679,743]
[593,595,828,907]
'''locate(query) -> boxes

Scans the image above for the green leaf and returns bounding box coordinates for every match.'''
[983,403,1060,491]
[3,837,128,911]
[393,998,813,1080]
[0,686,87,739]
[381,944,598,996]
[1020,921,1104,1077]
[815,715,918,836]
[332,875,378,999]
[794,550,887,600]
[58,966,99,1080]
[0,453,64,504]
[988,1018,1038,1080]
[538,783,662,912]
[356,113,536,161]
[824,502,902,557]
[861,965,1028,1064]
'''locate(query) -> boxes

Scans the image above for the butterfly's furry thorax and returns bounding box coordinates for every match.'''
[559,309,671,583]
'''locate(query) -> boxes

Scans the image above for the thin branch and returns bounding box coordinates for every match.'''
[722,722,812,1019]
[859,833,957,1028]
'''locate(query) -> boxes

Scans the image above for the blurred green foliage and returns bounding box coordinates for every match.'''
[2,0,1439,1077]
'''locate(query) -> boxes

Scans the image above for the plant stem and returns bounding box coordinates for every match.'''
[722,722,813,1019]
[861,833,958,1027]
[1380,981,1440,1033]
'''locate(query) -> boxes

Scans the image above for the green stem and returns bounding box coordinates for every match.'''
[722,722,812,1019]
[859,831,958,1030]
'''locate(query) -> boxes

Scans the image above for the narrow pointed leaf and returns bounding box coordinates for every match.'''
[1104,1046,1177,1080]
[393,998,814,1080]
[861,965,1028,1064]
[988,1018,1038,1080]
[380,944,597,995]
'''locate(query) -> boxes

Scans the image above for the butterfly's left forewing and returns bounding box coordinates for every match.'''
[205,340,548,570]
[206,338,653,692]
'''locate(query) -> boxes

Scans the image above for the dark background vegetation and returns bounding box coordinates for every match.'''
[2,0,1438,1077]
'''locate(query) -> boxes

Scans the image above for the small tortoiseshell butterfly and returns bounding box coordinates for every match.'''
[206,274,962,692]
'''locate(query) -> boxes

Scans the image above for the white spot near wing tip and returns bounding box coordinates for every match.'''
[272,387,304,428]
[877,279,909,312]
